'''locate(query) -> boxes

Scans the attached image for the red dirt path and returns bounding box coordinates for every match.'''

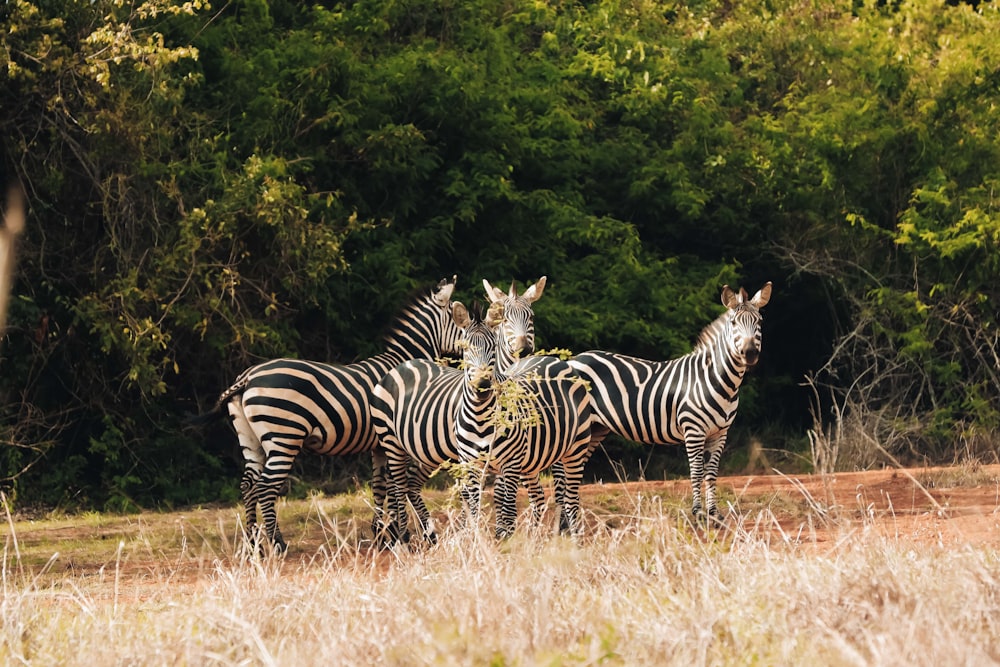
[7,465,999,599]
[579,464,1000,551]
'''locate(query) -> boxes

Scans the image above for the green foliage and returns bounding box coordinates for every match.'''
[2,0,999,508]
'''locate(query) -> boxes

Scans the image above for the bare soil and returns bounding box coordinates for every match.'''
[579,464,1000,551]
[5,465,999,599]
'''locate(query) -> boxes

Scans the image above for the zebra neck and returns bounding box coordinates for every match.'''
[703,344,747,396]
[379,341,440,366]
[380,304,449,364]
[457,382,498,450]
[496,348,519,373]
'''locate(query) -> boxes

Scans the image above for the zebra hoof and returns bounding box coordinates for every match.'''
[254,537,287,558]
[691,508,723,528]
[495,527,515,541]
[371,523,394,550]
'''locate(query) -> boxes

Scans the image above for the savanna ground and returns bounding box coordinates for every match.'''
[2,464,1000,665]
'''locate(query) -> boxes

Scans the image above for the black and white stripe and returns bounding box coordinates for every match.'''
[455,343,594,539]
[200,277,462,551]
[371,278,549,544]
[569,283,772,520]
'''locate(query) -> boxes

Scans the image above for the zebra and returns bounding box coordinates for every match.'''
[568,282,772,521]
[451,303,594,539]
[191,276,464,552]
[372,290,591,542]
[370,277,552,544]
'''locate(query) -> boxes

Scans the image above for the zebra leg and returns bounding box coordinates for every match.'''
[384,453,413,545]
[370,447,389,545]
[406,463,438,544]
[253,433,306,553]
[704,435,728,521]
[557,461,586,537]
[556,428,593,536]
[684,433,708,520]
[550,462,568,530]
[494,465,520,539]
[229,401,267,548]
[457,460,487,528]
[523,472,546,525]
[255,468,290,553]
[240,466,262,545]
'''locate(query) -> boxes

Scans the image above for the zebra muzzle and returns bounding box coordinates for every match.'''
[470,368,493,390]
[508,336,529,358]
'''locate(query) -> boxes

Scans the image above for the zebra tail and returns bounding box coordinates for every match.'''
[182,407,224,429]
[184,375,250,429]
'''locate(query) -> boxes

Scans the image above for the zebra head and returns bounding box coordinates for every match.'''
[482,276,546,365]
[429,275,464,357]
[384,275,464,360]
[720,282,772,367]
[454,301,502,392]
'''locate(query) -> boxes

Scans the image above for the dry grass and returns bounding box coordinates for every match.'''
[2,486,999,666]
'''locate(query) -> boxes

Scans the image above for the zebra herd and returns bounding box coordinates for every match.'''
[193,275,771,552]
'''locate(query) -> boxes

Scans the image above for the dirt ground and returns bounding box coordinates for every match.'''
[579,464,1000,551]
[6,465,1000,597]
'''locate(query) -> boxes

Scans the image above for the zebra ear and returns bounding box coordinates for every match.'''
[721,285,739,309]
[521,276,547,304]
[482,278,506,303]
[433,275,458,307]
[486,301,505,327]
[452,301,471,329]
[508,279,517,299]
[750,282,773,309]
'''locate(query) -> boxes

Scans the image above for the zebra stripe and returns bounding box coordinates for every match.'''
[455,342,594,539]
[207,277,463,552]
[568,282,772,520]
[370,278,549,544]
[483,276,545,371]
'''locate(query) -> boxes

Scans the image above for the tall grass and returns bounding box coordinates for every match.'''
[2,491,999,666]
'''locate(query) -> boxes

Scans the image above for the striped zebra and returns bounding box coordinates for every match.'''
[451,304,594,539]
[193,277,463,552]
[569,282,772,521]
[370,278,551,544]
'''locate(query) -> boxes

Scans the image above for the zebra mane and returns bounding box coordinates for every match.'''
[468,299,485,323]
[691,309,730,355]
[378,282,442,344]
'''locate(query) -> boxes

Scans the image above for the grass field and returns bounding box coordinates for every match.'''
[2,467,1000,666]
